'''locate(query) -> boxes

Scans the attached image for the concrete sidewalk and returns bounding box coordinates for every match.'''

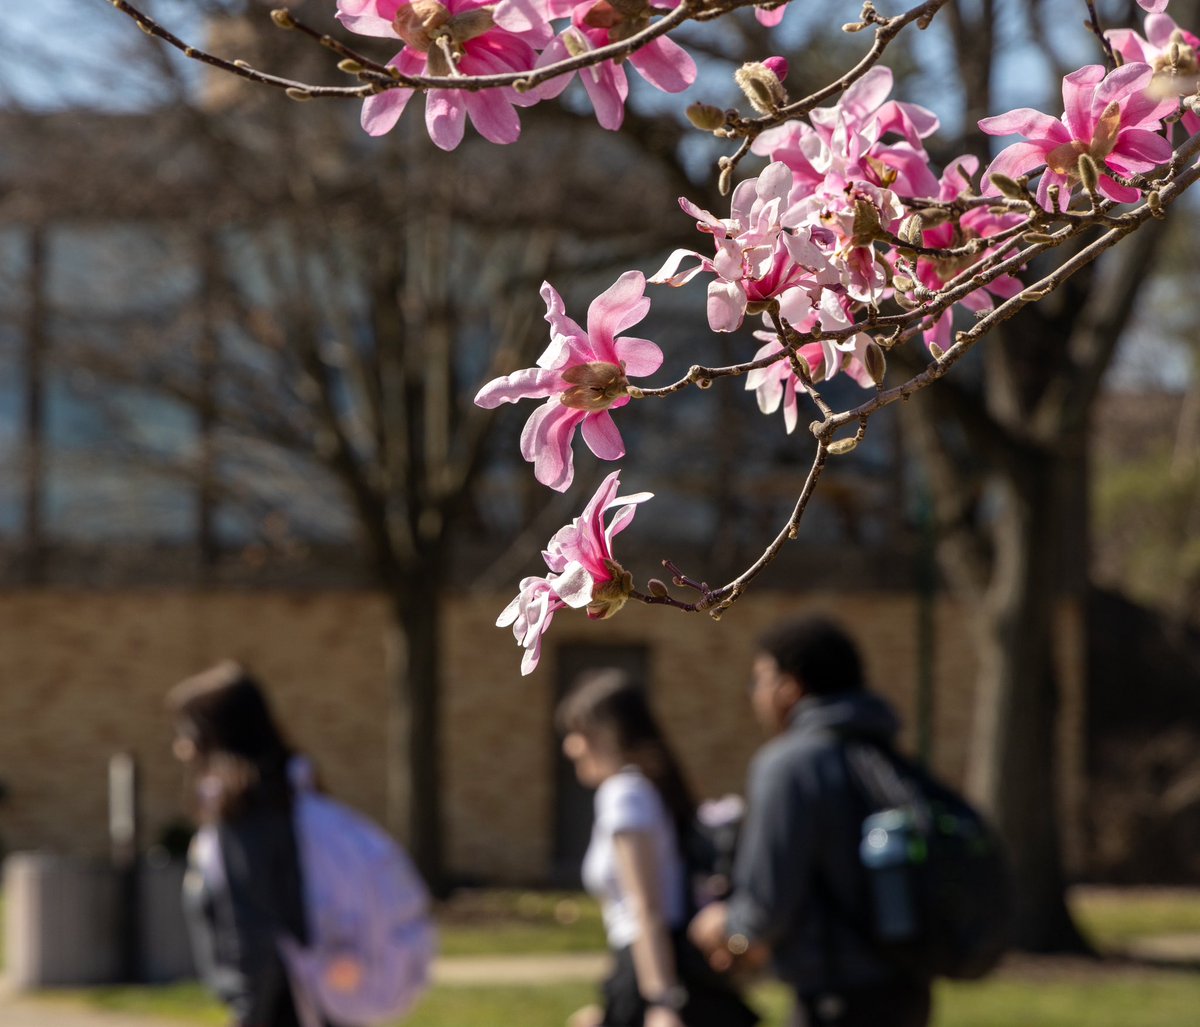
[0,953,610,1026]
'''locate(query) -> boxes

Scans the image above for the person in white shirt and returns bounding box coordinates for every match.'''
[557,669,758,1027]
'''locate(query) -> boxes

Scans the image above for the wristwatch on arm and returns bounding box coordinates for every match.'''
[646,984,689,1012]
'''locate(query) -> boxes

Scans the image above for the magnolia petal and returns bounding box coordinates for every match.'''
[628,36,696,93]
[979,108,1069,142]
[581,410,626,461]
[650,248,708,286]
[782,381,799,434]
[361,86,414,137]
[554,562,595,609]
[579,57,628,131]
[754,4,786,26]
[521,402,583,492]
[587,271,650,353]
[983,141,1052,186]
[528,37,574,100]
[462,83,523,145]
[493,0,554,45]
[1109,128,1173,170]
[1105,28,1147,65]
[707,280,747,332]
[496,592,522,627]
[1060,64,1107,138]
[614,335,664,377]
[1092,62,1155,115]
[425,89,467,151]
[336,0,400,38]
[1145,14,1191,48]
[1096,174,1141,204]
[475,367,559,407]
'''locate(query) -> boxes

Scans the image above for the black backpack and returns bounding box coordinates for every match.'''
[838,737,1013,981]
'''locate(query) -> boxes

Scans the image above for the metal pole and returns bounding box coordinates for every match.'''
[109,751,141,982]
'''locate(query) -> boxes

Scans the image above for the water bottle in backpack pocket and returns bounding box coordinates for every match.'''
[844,740,1013,981]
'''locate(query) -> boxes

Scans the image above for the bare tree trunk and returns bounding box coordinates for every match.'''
[388,576,446,893]
[968,456,1087,951]
[23,225,47,585]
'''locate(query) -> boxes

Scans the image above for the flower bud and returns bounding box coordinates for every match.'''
[271,8,296,29]
[762,56,789,82]
[928,341,944,360]
[863,342,886,386]
[337,58,364,74]
[989,174,1029,201]
[899,214,924,246]
[647,578,671,598]
[285,87,313,101]
[735,61,788,115]
[1076,153,1100,195]
[850,198,885,246]
[827,438,859,456]
[686,103,727,132]
[561,27,590,59]
[718,164,734,196]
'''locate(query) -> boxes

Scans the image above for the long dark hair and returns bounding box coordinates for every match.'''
[556,668,696,842]
[167,661,294,821]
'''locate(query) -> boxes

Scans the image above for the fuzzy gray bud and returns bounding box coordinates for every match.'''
[863,342,886,386]
[899,214,924,246]
[1077,153,1100,195]
[735,61,788,115]
[686,103,727,132]
[989,174,1029,201]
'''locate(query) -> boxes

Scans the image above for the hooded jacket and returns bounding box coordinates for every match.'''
[724,689,909,995]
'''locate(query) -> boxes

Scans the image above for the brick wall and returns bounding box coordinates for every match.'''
[0,588,1040,883]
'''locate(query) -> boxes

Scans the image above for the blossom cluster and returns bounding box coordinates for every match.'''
[336,0,697,149]
[465,1,1197,673]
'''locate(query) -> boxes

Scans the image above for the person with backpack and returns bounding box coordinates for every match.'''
[688,616,937,1027]
[170,662,432,1027]
[557,669,759,1027]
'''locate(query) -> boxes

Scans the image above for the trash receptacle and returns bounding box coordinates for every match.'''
[3,851,121,987]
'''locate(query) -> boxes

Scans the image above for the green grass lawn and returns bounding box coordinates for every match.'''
[67,970,1200,1027]
[10,886,1200,1027]
[435,889,607,956]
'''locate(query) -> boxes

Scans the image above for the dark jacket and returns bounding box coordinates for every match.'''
[724,690,907,996]
[183,793,309,1027]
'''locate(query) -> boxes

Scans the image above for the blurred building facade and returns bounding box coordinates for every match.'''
[0,100,1014,885]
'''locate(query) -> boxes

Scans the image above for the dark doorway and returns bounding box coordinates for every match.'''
[550,644,650,887]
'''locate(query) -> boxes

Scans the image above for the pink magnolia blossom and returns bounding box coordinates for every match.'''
[788,176,906,303]
[496,568,592,676]
[1108,13,1200,136]
[902,155,1023,353]
[532,0,696,130]
[745,290,876,433]
[474,271,663,492]
[497,470,651,674]
[651,162,837,332]
[753,67,940,199]
[979,63,1175,210]
[1137,0,1170,12]
[339,0,551,149]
